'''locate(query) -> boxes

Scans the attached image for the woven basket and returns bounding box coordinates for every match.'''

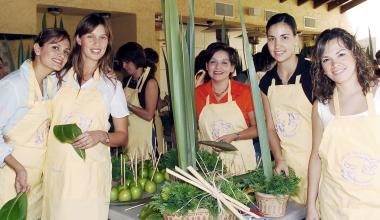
[163,208,235,220]
[255,192,289,217]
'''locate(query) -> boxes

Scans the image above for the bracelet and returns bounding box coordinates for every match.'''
[105,132,110,145]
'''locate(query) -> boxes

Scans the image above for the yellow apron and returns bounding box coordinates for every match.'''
[198,80,256,175]
[124,68,153,160]
[318,90,380,220]
[0,61,50,220]
[267,75,312,204]
[42,68,111,220]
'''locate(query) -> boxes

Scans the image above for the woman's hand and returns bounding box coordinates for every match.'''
[274,159,289,176]
[306,205,320,220]
[15,167,30,193]
[106,67,117,80]
[73,131,105,149]
[216,133,238,144]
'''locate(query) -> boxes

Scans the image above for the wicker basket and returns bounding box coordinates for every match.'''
[163,208,235,220]
[255,192,289,217]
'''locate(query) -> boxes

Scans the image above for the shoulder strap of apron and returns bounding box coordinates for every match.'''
[28,62,43,107]
[137,67,151,93]
[295,75,301,84]
[271,78,276,87]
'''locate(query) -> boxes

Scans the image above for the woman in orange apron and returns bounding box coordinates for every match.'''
[195,43,257,175]
[259,13,313,205]
[307,28,380,220]
[42,14,129,220]
[0,29,70,220]
[116,42,159,160]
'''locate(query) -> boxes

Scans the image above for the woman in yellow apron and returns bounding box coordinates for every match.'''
[307,28,380,220]
[195,43,257,175]
[0,29,70,220]
[116,42,159,160]
[42,14,129,220]
[259,13,313,205]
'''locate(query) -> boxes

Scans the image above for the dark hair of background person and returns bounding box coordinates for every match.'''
[312,28,378,103]
[253,43,275,72]
[31,28,71,61]
[194,49,207,75]
[300,46,314,60]
[376,50,380,60]
[61,13,113,85]
[115,42,157,77]
[202,42,239,83]
[144,48,159,64]
[266,13,297,36]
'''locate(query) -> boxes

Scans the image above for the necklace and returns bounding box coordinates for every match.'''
[213,85,228,97]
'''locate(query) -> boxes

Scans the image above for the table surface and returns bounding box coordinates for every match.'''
[108,201,306,220]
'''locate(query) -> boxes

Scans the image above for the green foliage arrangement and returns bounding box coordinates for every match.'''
[243,166,300,196]
[148,180,249,217]
[158,149,178,171]
[0,192,27,220]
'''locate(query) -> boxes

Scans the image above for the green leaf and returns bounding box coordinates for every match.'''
[53,124,86,160]
[24,46,30,60]
[54,16,57,28]
[59,17,64,30]
[198,140,237,151]
[42,13,47,31]
[17,39,24,68]
[238,0,272,181]
[0,192,27,220]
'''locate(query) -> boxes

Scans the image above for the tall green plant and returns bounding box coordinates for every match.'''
[59,17,64,30]
[25,46,30,60]
[367,27,374,61]
[17,39,24,68]
[42,13,47,31]
[1,35,16,71]
[162,0,196,169]
[238,0,272,181]
[221,16,230,45]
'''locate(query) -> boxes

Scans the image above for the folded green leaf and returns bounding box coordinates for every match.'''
[198,140,238,151]
[0,192,27,220]
[53,124,86,160]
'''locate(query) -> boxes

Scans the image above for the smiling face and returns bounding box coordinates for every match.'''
[267,22,297,64]
[206,50,235,83]
[34,38,71,72]
[76,24,109,63]
[321,38,357,85]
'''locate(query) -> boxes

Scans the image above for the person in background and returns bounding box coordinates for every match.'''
[375,50,380,77]
[254,43,276,80]
[0,28,70,220]
[0,56,8,80]
[195,43,258,175]
[116,42,159,160]
[259,13,313,205]
[194,49,207,87]
[42,13,129,220]
[307,28,379,220]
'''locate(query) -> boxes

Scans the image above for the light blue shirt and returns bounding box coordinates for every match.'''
[0,61,48,166]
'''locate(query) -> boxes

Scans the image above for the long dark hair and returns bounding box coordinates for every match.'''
[61,13,112,84]
[312,28,378,103]
[115,42,157,76]
[266,13,297,36]
[31,28,71,61]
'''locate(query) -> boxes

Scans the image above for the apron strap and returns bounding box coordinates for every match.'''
[137,67,151,93]
[332,88,341,117]
[206,80,232,104]
[295,75,301,84]
[271,78,276,86]
[28,61,43,107]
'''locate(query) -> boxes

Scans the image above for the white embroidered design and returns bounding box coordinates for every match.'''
[341,152,379,186]
[61,112,92,132]
[210,119,233,140]
[274,110,300,138]
[34,119,50,145]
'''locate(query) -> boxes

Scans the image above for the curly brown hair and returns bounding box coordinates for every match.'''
[312,28,377,104]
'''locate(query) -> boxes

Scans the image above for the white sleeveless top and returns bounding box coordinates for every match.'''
[318,88,380,128]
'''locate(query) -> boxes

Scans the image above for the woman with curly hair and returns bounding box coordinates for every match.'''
[307,28,379,220]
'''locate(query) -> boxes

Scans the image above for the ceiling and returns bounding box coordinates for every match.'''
[280,0,367,13]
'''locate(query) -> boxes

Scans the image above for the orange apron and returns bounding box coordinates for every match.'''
[124,68,153,160]
[0,61,50,220]
[267,75,312,204]
[198,80,256,175]
[318,89,380,219]
[42,68,111,220]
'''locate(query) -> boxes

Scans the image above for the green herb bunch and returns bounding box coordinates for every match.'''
[149,179,249,217]
[196,150,224,173]
[158,149,178,170]
[243,166,300,196]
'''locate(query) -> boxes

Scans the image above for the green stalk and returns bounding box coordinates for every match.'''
[54,16,57,28]
[59,17,64,30]
[238,0,272,181]
[17,39,24,68]
[25,46,30,60]
[1,35,15,71]
[162,0,188,169]
[367,27,374,60]
[42,13,47,31]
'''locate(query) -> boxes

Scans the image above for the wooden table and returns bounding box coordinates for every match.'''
[108,201,305,220]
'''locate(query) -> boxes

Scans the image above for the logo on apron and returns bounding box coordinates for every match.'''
[34,119,50,145]
[274,110,300,138]
[61,112,93,132]
[211,119,233,140]
[341,152,379,186]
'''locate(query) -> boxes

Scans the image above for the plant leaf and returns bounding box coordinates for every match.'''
[53,124,86,160]
[0,192,27,220]
[198,140,237,151]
